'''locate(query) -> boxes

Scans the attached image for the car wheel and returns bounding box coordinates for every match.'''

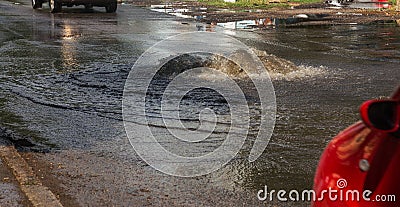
[105,1,117,13]
[49,0,61,13]
[32,0,42,9]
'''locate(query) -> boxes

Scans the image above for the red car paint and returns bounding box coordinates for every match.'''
[312,87,400,207]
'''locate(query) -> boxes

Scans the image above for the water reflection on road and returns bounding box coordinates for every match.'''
[0,1,400,206]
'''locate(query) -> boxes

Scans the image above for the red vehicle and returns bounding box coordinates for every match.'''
[313,86,400,207]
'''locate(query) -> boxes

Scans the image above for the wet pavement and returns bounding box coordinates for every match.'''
[0,161,24,207]
[0,0,400,206]
[149,1,400,26]
[0,140,31,207]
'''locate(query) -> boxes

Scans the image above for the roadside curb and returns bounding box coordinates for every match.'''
[0,145,63,207]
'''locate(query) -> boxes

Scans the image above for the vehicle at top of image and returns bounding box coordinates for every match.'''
[312,86,400,207]
[31,0,117,13]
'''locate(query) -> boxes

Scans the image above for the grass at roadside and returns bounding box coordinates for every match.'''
[389,0,398,9]
[197,0,321,9]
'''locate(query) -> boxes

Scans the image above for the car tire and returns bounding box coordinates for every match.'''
[32,0,42,9]
[105,1,117,13]
[49,0,61,13]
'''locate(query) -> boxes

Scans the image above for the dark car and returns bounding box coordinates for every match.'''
[32,0,117,13]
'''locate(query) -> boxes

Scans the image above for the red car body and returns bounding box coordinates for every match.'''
[312,87,400,207]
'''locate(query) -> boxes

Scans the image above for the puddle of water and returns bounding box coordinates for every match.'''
[150,1,395,32]
[150,6,306,30]
[150,3,208,21]
[149,3,299,29]
[148,3,352,31]
[217,20,260,30]
[327,0,391,9]
[348,2,391,9]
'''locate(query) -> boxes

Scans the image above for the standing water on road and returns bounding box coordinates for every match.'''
[0,1,400,205]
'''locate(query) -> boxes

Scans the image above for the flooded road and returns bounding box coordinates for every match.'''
[0,0,400,206]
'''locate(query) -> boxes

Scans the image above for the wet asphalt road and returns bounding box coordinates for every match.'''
[1,0,400,206]
[0,1,270,206]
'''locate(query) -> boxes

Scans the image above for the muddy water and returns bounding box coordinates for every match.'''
[233,24,400,191]
[1,0,400,204]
